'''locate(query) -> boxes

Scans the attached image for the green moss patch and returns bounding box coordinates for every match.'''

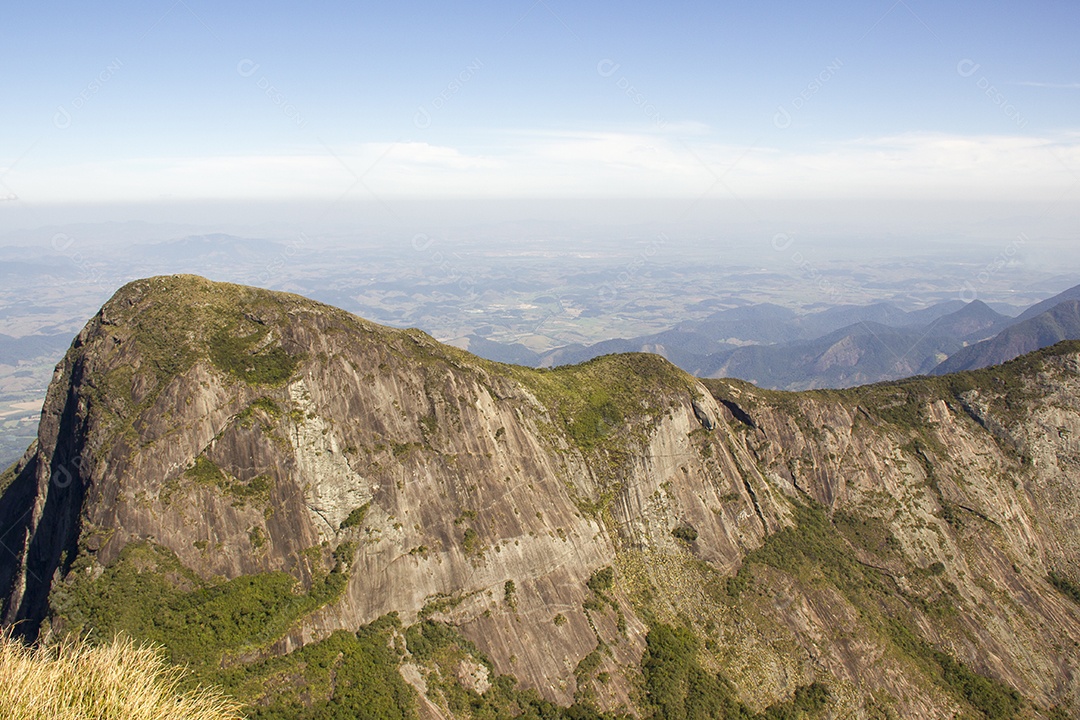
[643,622,829,720]
[222,616,417,720]
[236,397,282,428]
[672,523,698,544]
[184,455,273,505]
[339,503,370,530]
[1049,571,1080,606]
[96,276,310,404]
[404,620,622,720]
[208,327,300,386]
[739,501,1023,719]
[51,542,348,672]
[513,353,690,453]
[462,527,482,556]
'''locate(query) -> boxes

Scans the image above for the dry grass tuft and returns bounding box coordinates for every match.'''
[0,632,243,720]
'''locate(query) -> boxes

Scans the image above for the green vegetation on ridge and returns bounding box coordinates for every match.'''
[403,619,626,720]
[183,455,273,505]
[643,623,829,720]
[1049,571,1080,606]
[511,353,691,453]
[731,501,1021,719]
[208,326,300,386]
[51,542,347,672]
[225,617,418,720]
[69,277,310,465]
[102,276,305,391]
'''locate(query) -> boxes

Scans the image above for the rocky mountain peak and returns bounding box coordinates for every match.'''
[2,276,1079,718]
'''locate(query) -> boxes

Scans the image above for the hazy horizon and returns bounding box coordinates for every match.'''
[3,1,1077,257]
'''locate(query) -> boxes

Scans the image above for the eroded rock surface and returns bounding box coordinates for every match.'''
[1,275,1078,717]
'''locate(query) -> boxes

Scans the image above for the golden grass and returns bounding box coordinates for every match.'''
[0,633,243,720]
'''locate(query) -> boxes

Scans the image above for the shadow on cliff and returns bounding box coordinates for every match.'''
[0,359,89,641]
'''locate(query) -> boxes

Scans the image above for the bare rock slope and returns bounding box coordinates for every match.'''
[1,275,1079,719]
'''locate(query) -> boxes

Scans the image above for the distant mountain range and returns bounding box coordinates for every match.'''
[0,333,71,367]
[471,283,1080,389]
[932,298,1080,375]
[135,234,292,267]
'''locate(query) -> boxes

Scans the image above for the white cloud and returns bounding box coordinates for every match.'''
[1009,81,1080,89]
[3,130,1079,203]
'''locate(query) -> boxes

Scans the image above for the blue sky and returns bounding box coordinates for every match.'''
[2,1,1079,209]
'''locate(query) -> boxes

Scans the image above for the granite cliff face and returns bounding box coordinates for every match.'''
[1,275,1079,719]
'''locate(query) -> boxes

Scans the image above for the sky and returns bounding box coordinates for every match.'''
[2,1,1079,233]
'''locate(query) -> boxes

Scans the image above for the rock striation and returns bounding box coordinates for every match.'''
[1,275,1079,718]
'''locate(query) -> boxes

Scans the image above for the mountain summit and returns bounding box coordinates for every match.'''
[2,275,1079,718]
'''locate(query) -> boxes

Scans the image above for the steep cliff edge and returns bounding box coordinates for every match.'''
[1,275,1078,719]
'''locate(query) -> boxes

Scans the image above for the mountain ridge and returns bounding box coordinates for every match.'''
[471,288,1080,392]
[2,275,1079,719]
[933,299,1080,375]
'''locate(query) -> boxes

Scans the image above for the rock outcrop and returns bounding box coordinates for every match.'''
[1,275,1079,718]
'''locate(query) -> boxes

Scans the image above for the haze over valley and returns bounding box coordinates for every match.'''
[3,2,1080,719]
[2,222,1079,469]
